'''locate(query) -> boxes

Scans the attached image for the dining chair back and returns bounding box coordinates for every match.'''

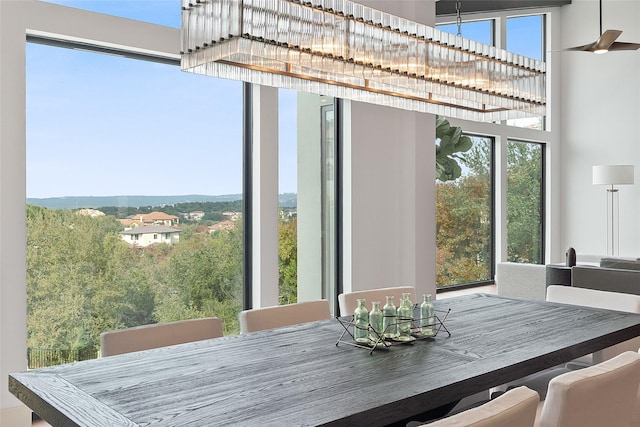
[632,349,640,427]
[546,285,640,364]
[100,317,224,357]
[422,386,539,427]
[239,299,332,333]
[492,286,640,400]
[338,286,416,316]
[536,351,640,427]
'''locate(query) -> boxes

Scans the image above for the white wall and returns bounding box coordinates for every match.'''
[559,0,640,257]
[340,0,437,300]
[343,102,437,299]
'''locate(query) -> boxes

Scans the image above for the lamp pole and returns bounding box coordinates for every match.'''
[593,165,634,257]
[608,186,618,256]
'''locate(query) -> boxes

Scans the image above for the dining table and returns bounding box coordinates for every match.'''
[10,293,640,426]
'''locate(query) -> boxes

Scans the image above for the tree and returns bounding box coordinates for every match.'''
[27,206,155,356]
[436,174,491,285]
[436,137,492,287]
[507,142,543,263]
[278,217,297,305]
[26,204,245,363]
[157,226,243,335]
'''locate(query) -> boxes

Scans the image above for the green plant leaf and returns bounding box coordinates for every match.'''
[439,136,455,156]
[435,116,470,182]
[436,116,450,135]
[457,135,473,152]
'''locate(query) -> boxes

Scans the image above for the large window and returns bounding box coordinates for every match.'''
[436,133,494,288]
[506,15,545,130]
[507,140,545,263]
[437,20,493,45]
[507,15,544,61]
[26,43,243,367]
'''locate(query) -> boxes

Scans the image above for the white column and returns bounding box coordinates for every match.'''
[0,1,29,425]
[494,137,508,263]
[546,9,562,263]
[251,84,280,308]
[341,100,353,294]
[296,93,323,302]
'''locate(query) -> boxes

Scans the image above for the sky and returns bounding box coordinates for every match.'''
[27,1,541,198]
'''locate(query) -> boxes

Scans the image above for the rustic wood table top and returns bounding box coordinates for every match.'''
[11,293,640,427]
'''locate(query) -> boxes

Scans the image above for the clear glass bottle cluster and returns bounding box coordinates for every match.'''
[353,293,435,345]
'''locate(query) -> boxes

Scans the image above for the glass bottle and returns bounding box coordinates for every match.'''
[353,298,370,344]
[382,296,397,339]
[396,293,413,341]
[403,292,414,334]
[369,301,383,343]
[402,292,413,313]
[420,294,435,336]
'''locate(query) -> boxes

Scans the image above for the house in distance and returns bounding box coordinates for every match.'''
[120,225,181,247]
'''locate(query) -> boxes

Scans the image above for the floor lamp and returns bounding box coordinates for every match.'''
[593,165,635,256]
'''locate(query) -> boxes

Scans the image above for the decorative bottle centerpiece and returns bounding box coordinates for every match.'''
[382,296,397,339]
[353,298,370,344]
[420,294,435,336]
[369,301,383,343]
[396,293,413,341]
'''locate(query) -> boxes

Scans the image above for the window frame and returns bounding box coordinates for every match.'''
[436,133,496,292]
[506,139,546,264]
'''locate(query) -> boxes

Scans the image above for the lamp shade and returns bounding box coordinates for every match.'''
[593,165,635,185]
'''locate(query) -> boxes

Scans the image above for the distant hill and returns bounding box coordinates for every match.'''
[26,195,243,209]
[279,193,297,208]
[27,193,297,210]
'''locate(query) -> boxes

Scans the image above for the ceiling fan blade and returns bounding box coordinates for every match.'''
[565,43,598,52]
[564,30,626,52]
[593,29,623,51]
[608,41,640,51]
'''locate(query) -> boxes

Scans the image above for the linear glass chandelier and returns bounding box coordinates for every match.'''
[181,0,546,122]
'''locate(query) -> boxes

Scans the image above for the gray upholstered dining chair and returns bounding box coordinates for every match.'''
[535,351,640,427]
[492,285,640,400]
[415,386,539,427]
[100,317,224,357]
[546,285,640,367]
[337,286,417,316]
[238,299,331,333]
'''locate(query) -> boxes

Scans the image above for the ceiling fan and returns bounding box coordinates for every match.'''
[565,0,640,53]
